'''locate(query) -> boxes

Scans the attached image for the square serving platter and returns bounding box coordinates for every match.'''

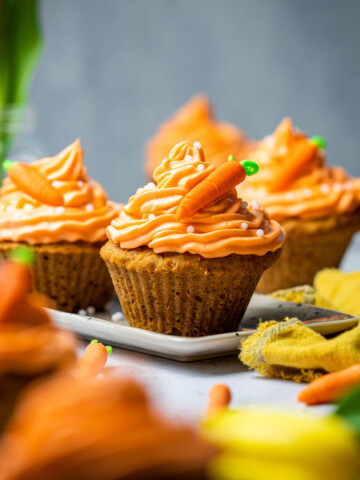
[50,294,358,362]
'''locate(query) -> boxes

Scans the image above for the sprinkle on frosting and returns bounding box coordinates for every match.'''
[197,163,205,172]
[106,141,285,258]
[0,140,119,244]
[242,118,360,221]
[193,141,202,149]
[241,222,248,230]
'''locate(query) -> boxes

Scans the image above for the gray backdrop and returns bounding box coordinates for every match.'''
[31,0,360,203]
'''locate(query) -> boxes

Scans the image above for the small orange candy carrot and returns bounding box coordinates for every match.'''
[176,158,258,221]
[78,340,112,379]
[298,364,360,406]
[0,261,31,324]
[268,139,317,192]
[206,383,232,418]
[5,161,64,206]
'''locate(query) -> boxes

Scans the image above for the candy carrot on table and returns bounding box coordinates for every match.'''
[78,339,112,379]
[3,160,64,206]
[206,383,232,418]
[176,157,258,221]
[298,364,360,406]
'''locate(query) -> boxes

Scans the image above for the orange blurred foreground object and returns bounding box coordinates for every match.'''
[78,340,109,379]
[206,384,232,418]
[0,260,50,327]
[298,364,360,405]
[7,162,64,206]
[176,160,246,220]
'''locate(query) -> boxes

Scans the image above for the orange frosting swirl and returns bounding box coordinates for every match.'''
[107,142,285,257]
[240,118,360,221]
[145,94,253,178]
[0,140,120,244]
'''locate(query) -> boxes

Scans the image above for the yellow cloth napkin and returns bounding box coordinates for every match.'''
[240,318,360,382]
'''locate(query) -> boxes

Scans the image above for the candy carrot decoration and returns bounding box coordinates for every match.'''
[206,384,232,419]
[268,136,325,193]
[3,160,64,206]
[298,364,360,406]
[176,157,258,221]
[78,339,112,379]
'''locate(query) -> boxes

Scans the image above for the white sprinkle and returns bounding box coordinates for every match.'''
[78,309,87,316]
[285,192,295,200]
[85,204,94,212]
[197,163,205,172]
[185,155,193,162]
[344,181,353,191]
[149,213,156,220]
[320,183,330,194]
[56,206,65,214]
[241,222,248,230]
[302,188,312,198]
[193,141,202,149]
[13,212,21,219]
[256,229,264,237]
[145,182,155,189]
[87,306,96,315]
[333,182,343,193]
[277,146,288,155]
[24,204,33,211]
[242,201,248,208]
[77,180,84,188]
[52,180,62,189]
[6,205,15,213]
[187,225,195,234]
[251,200,260,209]
[111,311,124,322]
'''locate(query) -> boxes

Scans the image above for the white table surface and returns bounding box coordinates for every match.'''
[77,232,360,422]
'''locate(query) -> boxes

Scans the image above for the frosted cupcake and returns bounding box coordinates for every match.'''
[240,118,360,292]
[102,142,285,336]
[0,140,120,312]
[146,94,252,179]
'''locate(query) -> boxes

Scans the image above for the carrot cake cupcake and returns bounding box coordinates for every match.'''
[240,118,360,293]
[0,374,215,479]
[0,140,120,312]
[101,141,285,336]
[0,254,77,433]
[146,94,252,179]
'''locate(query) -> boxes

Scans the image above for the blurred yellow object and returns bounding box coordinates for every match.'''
[269,268,360,316]
[314,269,360,318]
[202,408,360,480]
[270,285,316,305]
[240,318,360,382]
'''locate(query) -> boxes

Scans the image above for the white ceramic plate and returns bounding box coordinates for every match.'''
[50,294,358,362]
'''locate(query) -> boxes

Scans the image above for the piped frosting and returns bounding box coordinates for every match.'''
[241,118,360,221]
[0,140,120,244]
[107,142,285,257]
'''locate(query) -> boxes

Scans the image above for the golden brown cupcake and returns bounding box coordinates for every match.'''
[102,142,285,336]
[0,256,77,433]
[240,118,360,293]
[0,374,215,479]
[146,94,253,179]
[0,140,120,312]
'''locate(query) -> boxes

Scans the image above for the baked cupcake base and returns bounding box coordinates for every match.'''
[0,242,114,312]
[101,242,281,336]
[256,211,360,294]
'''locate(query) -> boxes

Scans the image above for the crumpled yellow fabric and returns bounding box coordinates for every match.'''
[240,318,360,383]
